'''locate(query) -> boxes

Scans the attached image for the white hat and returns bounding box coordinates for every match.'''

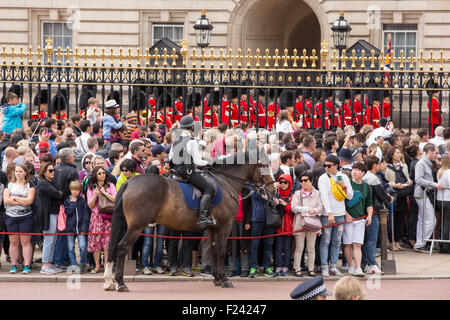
[105,99,119,109]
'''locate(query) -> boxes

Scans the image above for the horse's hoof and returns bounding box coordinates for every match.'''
[104,281,115,291]
[116,284,129,292]
[221,281,234,288]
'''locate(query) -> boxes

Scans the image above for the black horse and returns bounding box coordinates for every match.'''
[104,151,276,292]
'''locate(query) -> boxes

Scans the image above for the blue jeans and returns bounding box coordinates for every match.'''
[141,225,166,268]
[53,235,69,266]
[249,221,274,270]
[274,235,292,268]
[67,235,88,266]
[362,214,380,267]
[42,214,58,264]
[320,215,345,268]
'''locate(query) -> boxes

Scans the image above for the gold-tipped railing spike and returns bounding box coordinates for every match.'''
[172,48,179,67]
[273,49,281,68]
[1,46,6,64]
[282,49,290,68]
[330,50,338,69]
[65,47,71,65]
[247,49,252,68]
[191,48,197,67]
[369,50,376,69]
[228,48,233,68]
[218,48,225,68]
[101,48,106,66]
[399,49,405,70]
[428,50,434,71]
[109,48,114,67]
[255,48,262,68]
[92,48,97,67]
[153,48,160,67]
[162,48,169,67]
[36,46,43,65]
[128,48,133,67]
[408,50,415,70]
[28,46,33,65]
[439,50,444,71]
[310,49,318,68]
[263,49,270,68]
[418,50,425,70]
[83,48,88,66]
[56,47,62,65]
[379,50,385,71]
[145,48,151,67]
[341,49,348,69]
[236,48,244,68]
[180,40,188,67]
[320,41,328,69]
[301,49,308,68]
[359,50,367,69]
[200,48,207,67]
[44,37,53,65]
[291,49,299,68]
[10,46,16,65]
[350,49,357,69]
[19,46,24,65]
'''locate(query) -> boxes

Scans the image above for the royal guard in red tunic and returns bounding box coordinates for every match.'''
[237,89,254,125]
[51,89,68,120]
[252,88,267,128]
[221,88,240,127]
[183,92,201,123]
[352,89,362,127]
[32,89,49,120]
[427,84,442,137]
[382,90,392,119]
[342,90,353,127]
[204,90,220,128]
[155,93,173,130]
[363,92,381,129]
[293,89,304,123]
[302,89,314,129]
[324,90,340,129]
[267,89,281,131]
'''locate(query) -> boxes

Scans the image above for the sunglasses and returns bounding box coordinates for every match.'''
[121,169,129,172]
[324,164,334,168]
[84,161,91,165]
[97,171,106,175]
[47,169,55,173]
[279,181,289,185]
[300,179,310,183]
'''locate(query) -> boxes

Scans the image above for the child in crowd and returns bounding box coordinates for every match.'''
[86,97,103,125]
[63,180,91,273]
[1,92,27,134]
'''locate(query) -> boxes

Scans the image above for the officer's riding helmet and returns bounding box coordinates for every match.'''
[179,115,195,130]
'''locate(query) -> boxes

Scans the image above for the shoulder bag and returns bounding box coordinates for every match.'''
[299,193,322,232]
[98,189,115,221]
[265,200,282,229]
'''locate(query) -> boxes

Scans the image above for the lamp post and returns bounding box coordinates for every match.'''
[193,9,213,49]
[331,10,351,69]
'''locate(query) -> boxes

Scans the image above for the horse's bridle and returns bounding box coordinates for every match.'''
[208,165,276,201]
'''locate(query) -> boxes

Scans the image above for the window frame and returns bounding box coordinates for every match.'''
[382,24,418,69]
[152,23,184,46]
[41,21,73,64]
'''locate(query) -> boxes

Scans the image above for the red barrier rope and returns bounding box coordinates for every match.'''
[0,215,369,240]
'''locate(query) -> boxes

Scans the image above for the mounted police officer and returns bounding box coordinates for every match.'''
[169,115,216,230]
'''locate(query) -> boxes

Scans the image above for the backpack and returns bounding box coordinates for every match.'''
[346,182,368,209]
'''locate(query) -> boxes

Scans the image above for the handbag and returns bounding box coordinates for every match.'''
[57,205,66,231]
[98,190,114,221]
[298,193,322,232]
[265,201,282,229]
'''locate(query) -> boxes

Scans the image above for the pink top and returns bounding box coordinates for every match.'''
[211,137,225,157]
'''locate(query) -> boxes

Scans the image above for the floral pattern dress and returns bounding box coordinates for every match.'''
[87,182,116,252]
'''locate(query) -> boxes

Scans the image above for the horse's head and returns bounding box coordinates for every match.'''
[249,151,277,199]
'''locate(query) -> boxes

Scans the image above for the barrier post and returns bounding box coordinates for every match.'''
[379,208,397,274]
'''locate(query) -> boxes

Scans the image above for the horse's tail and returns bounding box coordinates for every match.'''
[107,181,129,263]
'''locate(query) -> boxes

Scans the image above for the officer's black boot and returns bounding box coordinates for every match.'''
[198,194,216,230]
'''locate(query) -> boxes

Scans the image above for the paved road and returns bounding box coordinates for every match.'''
[2,279,450,300]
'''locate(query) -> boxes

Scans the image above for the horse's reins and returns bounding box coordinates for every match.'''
[207,166,276,203]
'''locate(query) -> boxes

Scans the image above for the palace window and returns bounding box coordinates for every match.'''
[383,24,417,69]
[42,22,73,64]
[152,24,184,45]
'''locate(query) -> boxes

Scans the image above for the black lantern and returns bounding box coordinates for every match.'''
[331,10,351,50]
[193,9,213,48]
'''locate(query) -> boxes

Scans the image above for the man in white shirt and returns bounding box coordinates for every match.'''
[279,150,295,180]
[366,118,393,147]
[318,155,354,277]
[75,120,93,153]
[429,126,445,148]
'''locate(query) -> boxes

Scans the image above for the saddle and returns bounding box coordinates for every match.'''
[170,170,222,210]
